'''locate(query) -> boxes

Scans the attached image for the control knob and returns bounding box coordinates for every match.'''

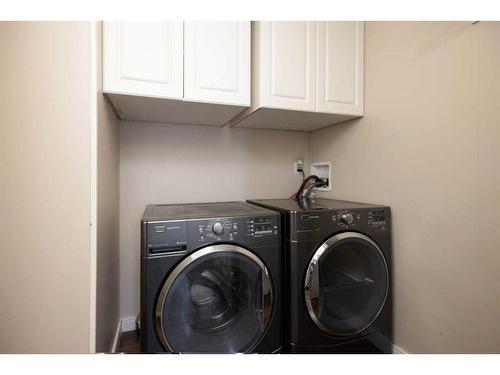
[212,222,225,235]
[341,213,354,225]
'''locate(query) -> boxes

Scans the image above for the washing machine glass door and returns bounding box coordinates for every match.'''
[155,244,273,353]
[304,232,389,337]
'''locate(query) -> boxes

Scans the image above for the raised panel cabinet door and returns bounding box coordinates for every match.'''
[184,21,250,106]
[103,21,183,99]
[260,21,316,111]
[316,21,364,115]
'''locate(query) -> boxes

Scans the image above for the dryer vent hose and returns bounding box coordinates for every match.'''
[293,175,327,200]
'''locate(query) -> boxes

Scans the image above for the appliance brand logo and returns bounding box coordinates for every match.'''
[301,215,319,221]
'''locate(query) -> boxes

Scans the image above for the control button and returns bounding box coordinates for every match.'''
[233,224,238,231]
[341,213,354,225]
[198,227,203,233]
[229,233,233,241]
[212,222,225,235]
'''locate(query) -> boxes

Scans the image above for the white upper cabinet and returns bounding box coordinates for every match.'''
[103,22,183,99]
[260,21,316,111]
[103,21,250,126]
[230,21,364,132]
[316,21,364,115]
[184,21,250,106]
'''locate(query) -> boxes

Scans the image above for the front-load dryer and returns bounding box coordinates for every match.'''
[247,198,392,353]
[140,201,282,353]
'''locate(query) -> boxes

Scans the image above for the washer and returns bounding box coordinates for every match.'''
[247,198,392,353]
[140,201,282,353]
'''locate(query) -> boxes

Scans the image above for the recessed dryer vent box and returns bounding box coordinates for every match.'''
[310,162,332,192]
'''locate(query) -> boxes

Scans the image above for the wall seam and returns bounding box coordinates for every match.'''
[89,21,98,354]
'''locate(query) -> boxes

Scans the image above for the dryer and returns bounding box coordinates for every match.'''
[140,202,282,353]
[247,198,392,353]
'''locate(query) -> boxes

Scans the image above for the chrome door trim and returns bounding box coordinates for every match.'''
[304,232,389,337]
[155,244,273,353]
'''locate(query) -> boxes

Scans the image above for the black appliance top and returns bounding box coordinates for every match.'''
[247,198,388,213]
[142,201,277,221]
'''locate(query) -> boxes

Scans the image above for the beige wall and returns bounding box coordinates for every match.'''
[119,122,310,318]
[2,20,498,354]
[95,25,121,353]
[476,22,500,353]
[310,21,500,353]
[0,22,92,353]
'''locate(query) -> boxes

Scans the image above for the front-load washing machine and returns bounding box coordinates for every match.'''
[247,198,392,353]
[140,201,282,353]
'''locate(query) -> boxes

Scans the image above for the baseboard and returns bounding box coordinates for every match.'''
[392,343,408,354]
[111,320,122,353]
[121,317,137,332]
[110,316,137,353]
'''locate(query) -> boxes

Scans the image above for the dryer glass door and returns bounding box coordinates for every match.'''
[304,232,389,337]
[155,244,273,353]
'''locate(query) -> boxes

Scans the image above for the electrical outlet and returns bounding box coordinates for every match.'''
[294,160,304,175]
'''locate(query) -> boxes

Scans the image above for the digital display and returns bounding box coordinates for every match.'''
[254,217,271,224]
[253,217,274,235]
[254,223,273,234]
[369,210,386,224]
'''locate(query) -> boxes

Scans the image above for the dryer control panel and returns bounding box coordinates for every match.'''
[293,207,390,241]
[331,210,362,228]
[368,209,387,225]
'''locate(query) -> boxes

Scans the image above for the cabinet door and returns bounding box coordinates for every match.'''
[184,22,250,106]
[260,21,316,111]
[103,21,183,99]
[316,21,364,115]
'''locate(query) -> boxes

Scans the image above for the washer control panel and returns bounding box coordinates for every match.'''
[247,216,277,237]
[188,215,280,247]
[212,221,225,235]
[341,213,354,225]
[195,218,240,242]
